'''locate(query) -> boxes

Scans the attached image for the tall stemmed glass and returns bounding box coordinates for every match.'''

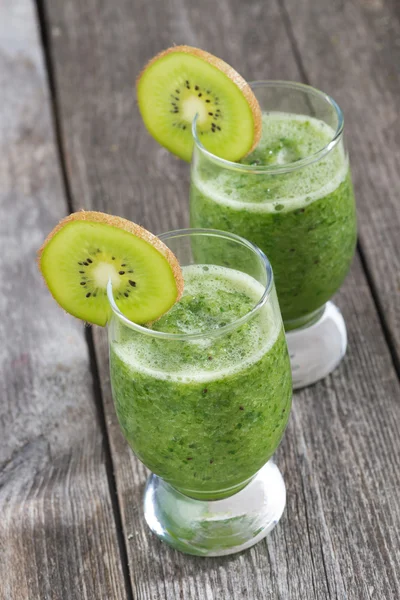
[190,81,357,388]
[108,229,292,556]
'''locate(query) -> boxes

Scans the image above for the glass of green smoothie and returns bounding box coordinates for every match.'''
[190,81,357,389]
[108,229,292,556]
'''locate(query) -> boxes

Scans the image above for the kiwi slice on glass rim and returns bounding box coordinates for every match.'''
[38,211,184,326]
[137,45,262,162]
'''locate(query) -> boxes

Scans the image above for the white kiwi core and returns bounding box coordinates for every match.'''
[182,95,208,124]
[92,262,121,288]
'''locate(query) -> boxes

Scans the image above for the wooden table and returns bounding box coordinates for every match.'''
[1,0,399,598]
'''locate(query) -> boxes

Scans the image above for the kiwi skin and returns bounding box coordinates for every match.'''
[38,211,184,323]
[137,45,262,157]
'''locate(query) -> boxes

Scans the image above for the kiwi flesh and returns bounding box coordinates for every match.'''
[38,211,184,326]
[137,46,262,162]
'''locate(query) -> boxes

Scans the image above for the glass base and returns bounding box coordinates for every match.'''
[143,460,286,557]
[286,301,347,390]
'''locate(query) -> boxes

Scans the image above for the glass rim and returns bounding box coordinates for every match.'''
[192,80,344,174]
[107,228,274,340]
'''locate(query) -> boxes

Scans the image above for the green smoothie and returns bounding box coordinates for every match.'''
[190,112,357,328]
[110,264,292,500]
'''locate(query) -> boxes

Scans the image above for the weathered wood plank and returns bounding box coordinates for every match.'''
[278,0,400,366]
[0,2,128,599]
[44,0,400,597]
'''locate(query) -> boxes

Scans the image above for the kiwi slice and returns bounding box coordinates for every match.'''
[137,45,262,162]
[38,211,184,326]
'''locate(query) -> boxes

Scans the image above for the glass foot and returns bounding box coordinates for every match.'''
[143,461,286,556]
[286,301,347,390]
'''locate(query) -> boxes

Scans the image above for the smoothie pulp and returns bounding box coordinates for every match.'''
[110,264,292,500]
[190,112,357,328]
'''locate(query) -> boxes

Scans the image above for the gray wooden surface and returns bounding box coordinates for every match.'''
[1,0,399,598]
[0,3,127,599]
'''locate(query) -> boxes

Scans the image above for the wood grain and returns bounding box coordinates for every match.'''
[43,0,400,598]
[278,0,400,366]
[0,2,127,599]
